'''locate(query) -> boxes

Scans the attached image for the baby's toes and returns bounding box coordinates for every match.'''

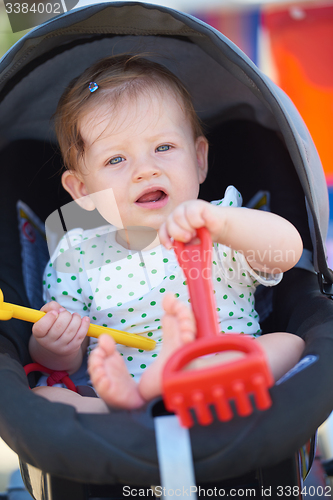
[88,358,103,383]
[98,334,117,356]
[162,293,178,315]
[177,306,196,343]
[88,346,105,368]
[179,318,196,344]
[177,303,195,326]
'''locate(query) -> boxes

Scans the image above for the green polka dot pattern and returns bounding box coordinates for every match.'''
[42,187,281,384]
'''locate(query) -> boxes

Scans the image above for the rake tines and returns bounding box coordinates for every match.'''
[163,335,274,428]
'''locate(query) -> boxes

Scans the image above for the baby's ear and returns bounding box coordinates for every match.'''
[61,170,95,211]
[195,136,209,184]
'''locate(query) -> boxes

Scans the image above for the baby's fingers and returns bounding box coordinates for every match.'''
[163,201,212,246]
[159,222,173,250]
[163,208,197,246]
[183,201,208,229]
[65,315,90,348]
[40,301,63,313]
[32,310,59,339]
[159,219,195,250]
[166,218,196,243]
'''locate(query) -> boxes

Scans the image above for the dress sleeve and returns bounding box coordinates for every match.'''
[211,186,283,288]
[211,185,243,208]
[42,228,90,315]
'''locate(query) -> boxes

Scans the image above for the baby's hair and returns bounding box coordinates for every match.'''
[54,54,204,171]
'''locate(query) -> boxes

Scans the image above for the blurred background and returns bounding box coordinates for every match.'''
[0,0,333,493]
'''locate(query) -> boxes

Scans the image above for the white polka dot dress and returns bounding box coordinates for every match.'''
[43,186,282,383]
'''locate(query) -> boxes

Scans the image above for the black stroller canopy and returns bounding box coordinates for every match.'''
[0,1,333,490]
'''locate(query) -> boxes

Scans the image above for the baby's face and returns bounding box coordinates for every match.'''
[64,89,208,230]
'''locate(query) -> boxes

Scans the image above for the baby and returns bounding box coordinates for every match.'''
[30,55,305,413]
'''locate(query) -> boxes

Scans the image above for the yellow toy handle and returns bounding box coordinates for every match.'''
[0,290,155,351]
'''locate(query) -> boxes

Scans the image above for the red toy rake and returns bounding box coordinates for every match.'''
[162,227,274,428]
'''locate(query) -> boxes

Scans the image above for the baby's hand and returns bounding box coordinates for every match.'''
[32,301,90,357]
[159,200,221,249]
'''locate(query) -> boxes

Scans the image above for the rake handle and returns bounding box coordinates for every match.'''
[164,227,274,427]
[174,227,220,338]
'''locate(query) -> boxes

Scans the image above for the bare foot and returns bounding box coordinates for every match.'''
[88,335,146,409]
[138,293,196,401]
[89,294,196,408]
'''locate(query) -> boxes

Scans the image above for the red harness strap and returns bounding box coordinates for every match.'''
[24,362,78,393]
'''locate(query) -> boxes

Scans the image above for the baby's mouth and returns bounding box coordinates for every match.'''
[136,190,167,204]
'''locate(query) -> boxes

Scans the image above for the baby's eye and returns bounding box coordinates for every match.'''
[108,156,124,165]
[156,145,171,152]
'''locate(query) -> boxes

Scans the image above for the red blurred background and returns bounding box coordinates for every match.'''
[194,1,333,266]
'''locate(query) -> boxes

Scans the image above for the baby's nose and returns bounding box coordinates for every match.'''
[133,161,161,181]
